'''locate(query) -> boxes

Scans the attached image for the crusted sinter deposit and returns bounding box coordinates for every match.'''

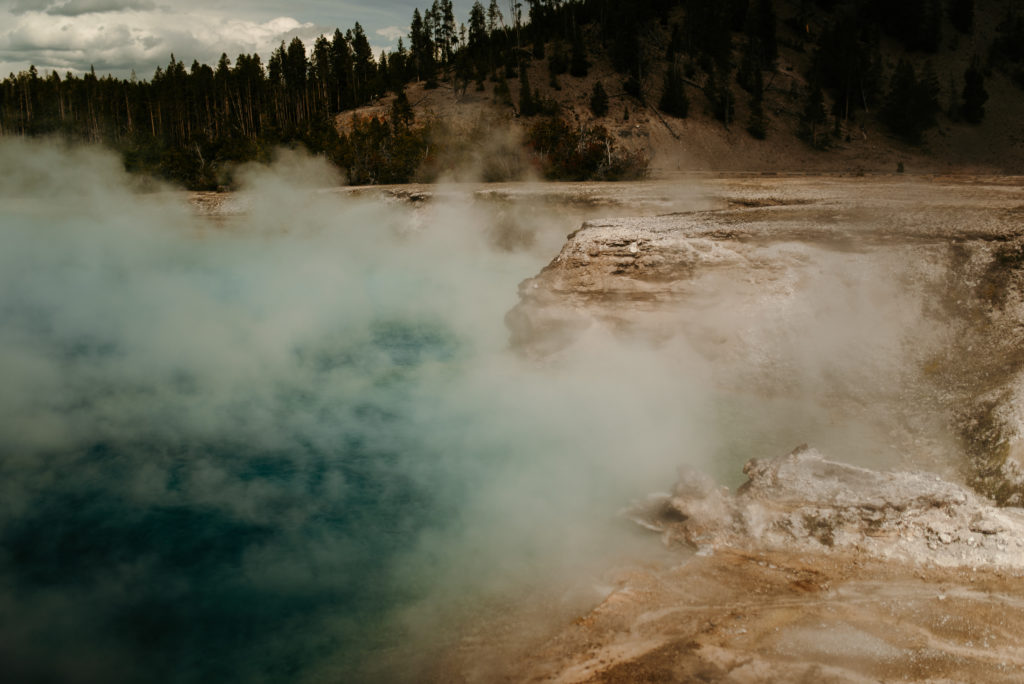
[441,447,1024,683]
[439,177,1024,684]
[518,449,1024,683]
[634,446,1024,570]
[507,176,1024,504]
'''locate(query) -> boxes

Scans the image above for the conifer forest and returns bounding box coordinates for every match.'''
[1,0,1020,188]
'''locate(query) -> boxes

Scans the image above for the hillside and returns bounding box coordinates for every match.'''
[3,0,1023,186]
[339,0,1024,178]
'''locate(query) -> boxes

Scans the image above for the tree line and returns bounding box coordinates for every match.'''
[0,0,1014,187]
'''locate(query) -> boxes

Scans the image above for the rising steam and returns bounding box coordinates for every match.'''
[0,139,706,683]
[0,139,962,683]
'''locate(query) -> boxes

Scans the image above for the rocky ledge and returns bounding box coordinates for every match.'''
[507,177,1024,504]
[442,179,1024,683]
[634,445,1024,570]
[506,449,1024,683]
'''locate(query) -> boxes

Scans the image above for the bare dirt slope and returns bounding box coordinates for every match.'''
[338,1,1024,178]
[339,54,1024,178]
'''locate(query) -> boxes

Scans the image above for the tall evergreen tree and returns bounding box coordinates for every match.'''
[737,36,764,93]
[410,9,437,86]
[330,30,353,111]
[388,39,408,90]
[283,37,307,93]
[881,59,940,143]
[487,0,503,34]
[961,59,988,123]
[799,81,827,148]
[440,0,457,64]
[468,1,488,75]
[950,0,974,35]
[310,35,331,114]
[390,85,414,128]
[519,64,537,116]
[746,65,767,139]
[590,81,609,116]
[570,28,589,77]
[659,63,689,117]
[705,60,734,126]
[750,0,777,65]
[350,23,375,104]
[665,23,683,63]
[813,13,882,123]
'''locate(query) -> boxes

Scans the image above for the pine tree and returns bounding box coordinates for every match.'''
[410,9,437,87]
[750,0,777,65]
[624,75,643,102]
[747,96,767,139]
[468,1,488,79]
[961,60,988,124]
[705,65,734,126]
[590,81,609,117]
[350,24,375,104]
[519,66,537,116]
[921,0,943,53]
[548,43,568,76]
[746,66,766,139]
[440,0,457,64]
[659,64,689,118]
[390,86,414,128]
[493,73,512,105]
[799,81,827,148]
[737,37,763,93]
[570,29,589,77]
[813,14,882,121]
[665,23,683,62]
[388,39,408,91]
[330,30,353,111]
[950,0,974,35]
[881,59,939,144]
[530,0,546,60]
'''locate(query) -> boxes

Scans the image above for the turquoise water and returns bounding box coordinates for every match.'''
[0,321,463,682]
[1,143,939,683]
[0,144,698,683]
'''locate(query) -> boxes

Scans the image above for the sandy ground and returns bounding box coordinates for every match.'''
[521,550,1024,683]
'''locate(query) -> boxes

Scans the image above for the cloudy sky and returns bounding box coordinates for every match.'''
[0,0,433,79]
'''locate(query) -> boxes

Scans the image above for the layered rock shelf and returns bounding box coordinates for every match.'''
[472,176,1024,683]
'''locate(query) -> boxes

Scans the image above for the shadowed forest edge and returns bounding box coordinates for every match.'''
[1,0,1020,189]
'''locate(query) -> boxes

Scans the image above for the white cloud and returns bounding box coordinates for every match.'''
[374,25,402,43]
[0,1,425,78]
[9,0,55,13]
[0,6,320,77]
[46,0,158,16]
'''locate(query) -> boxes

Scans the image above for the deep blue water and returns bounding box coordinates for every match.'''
[0,144,698,684]
[1,318,468,683]
[0,151,529,682]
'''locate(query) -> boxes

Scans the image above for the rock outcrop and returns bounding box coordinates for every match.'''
[507,177,1024,504]
[440,449,1024,683]
[506,450,1024,683]
[437,178,1024,683]
[634,445,1024,570]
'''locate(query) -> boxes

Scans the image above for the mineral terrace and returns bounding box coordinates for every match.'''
[445,175,1024,682]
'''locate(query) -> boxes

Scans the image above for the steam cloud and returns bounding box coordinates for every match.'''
[0,139,703,683]
[0,139,960,682]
